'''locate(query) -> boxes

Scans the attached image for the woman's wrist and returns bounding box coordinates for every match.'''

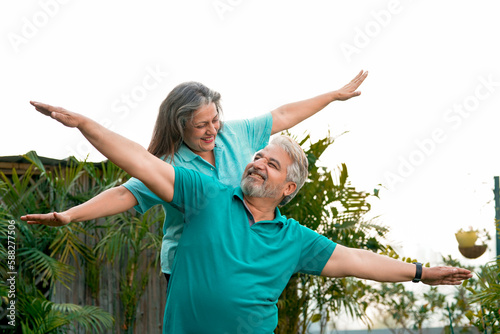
[329,90,340,102]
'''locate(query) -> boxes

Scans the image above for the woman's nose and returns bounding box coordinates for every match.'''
[207,123,217,135]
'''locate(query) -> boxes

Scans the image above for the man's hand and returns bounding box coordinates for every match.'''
[422,266,473,286]
[334,70,368,101]
[30,101,82,128]
[21,212,71,227]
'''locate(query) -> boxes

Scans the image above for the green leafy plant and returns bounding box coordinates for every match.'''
[0,152,119,332]
[95,208,163,332]
[464,260,500,333]
[18,286,113,334]
[276,132,395,333]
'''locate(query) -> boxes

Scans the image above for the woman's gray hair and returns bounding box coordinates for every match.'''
[270,135,309,206]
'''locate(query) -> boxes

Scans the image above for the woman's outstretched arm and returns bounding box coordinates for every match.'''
[21,186,137,226]
[270,70,368,135]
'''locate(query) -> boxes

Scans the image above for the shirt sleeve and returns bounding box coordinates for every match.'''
[224,112,273,152]
[295,225,337,276]
[121,177,165,214]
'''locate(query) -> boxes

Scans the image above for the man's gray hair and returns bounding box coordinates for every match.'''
[270,135,309,206]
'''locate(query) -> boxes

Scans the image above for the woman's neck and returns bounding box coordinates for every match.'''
[198,150,215,167]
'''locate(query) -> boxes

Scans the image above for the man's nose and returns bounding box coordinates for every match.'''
[253,158,265,169]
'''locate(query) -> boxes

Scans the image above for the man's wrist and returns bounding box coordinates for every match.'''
[76,114,91,130]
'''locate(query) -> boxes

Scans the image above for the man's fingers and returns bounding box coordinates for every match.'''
[30,101,79,127]
[30,101,63,117]
[30,102,65,123]
[30,101,52,111]
[449,268,472,279]
[30,101,52,109]
[423,267,473,285]
[448,281,462,285]
[30,101,53,117]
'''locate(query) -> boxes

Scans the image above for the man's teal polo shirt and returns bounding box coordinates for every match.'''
[165,166,337,333]
[122,113,273,274]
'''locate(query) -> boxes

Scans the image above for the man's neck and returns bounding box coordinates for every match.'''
[243,195,280,222]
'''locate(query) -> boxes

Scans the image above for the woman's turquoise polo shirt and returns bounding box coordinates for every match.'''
[122,113,273,274]
[165,166,336,333]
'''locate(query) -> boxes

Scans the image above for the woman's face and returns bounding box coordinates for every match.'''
[183,102,220,155]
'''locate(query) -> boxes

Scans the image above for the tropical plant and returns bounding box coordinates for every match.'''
[373,254,500,334]
[276,132,395,333]
[95,208,163,332]
[370,282,449,334]
[464,260,500,333]
[0,152,121,333]
[18,285,113,334]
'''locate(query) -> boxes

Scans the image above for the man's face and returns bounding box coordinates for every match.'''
[240,144,295,200]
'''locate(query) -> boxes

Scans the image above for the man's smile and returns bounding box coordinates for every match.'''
[246,169,266,181]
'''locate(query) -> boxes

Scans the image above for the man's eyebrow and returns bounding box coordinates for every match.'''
[269,157,281,169]
[254,152,281,168]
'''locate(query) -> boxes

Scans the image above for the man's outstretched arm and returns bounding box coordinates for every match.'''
[30,101,175,203]
[321,244,473,285]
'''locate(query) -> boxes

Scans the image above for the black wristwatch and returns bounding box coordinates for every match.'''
[412,262,422,283]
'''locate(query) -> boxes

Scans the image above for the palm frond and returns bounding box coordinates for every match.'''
[18,248,74,288]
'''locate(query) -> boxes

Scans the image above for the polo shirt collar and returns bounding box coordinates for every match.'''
[233,187,287,225]
[176,143,199,162]
[176,138,224,162]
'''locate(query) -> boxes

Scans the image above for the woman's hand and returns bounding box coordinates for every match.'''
[334,70,368,101]
[21,212,71,227]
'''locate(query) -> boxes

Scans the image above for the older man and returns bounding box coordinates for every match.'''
[26,101,472,333]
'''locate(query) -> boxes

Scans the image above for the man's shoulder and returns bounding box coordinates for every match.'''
[173,165,213,179]
[171,166,238,214]
[173,166,233,190]
[281,217,322,238]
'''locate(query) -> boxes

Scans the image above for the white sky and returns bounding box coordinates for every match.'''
[2,0,500,329]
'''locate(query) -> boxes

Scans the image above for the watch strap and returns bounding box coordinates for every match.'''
[412,262,422,283]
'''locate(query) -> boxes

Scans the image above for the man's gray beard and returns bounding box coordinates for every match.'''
[240,176,281,199]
